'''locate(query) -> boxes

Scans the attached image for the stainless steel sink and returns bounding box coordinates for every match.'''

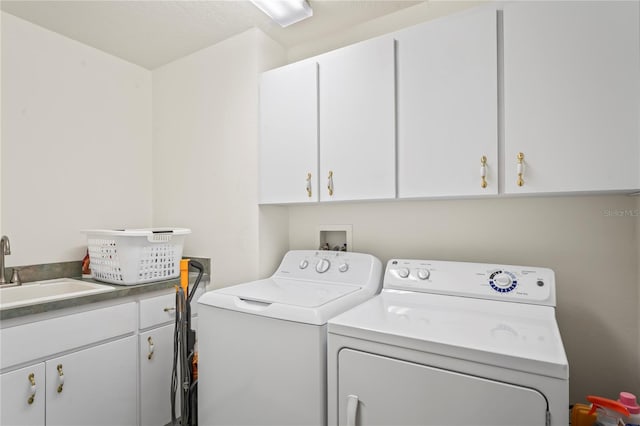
[0,278,115,310]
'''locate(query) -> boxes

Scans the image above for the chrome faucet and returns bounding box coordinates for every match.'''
[0,235,11,284]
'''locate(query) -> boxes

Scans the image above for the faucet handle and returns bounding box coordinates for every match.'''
[10,268,21,285]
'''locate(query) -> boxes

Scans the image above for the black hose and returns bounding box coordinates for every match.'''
[170,288,184,426]
[169,260,205,426]
[187,260,204,304]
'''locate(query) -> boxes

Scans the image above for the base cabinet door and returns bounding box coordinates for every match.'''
[45,336,137,426]
[140,323,175,426]
[503,1,640,193]
[337,349,547,426]
[0,363,45,426]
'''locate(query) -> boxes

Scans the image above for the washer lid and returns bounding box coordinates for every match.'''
[216,278,359,307]
[328,290,569,380]
[198,278,373,325]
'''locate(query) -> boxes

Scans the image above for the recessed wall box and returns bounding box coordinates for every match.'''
[317,225,352,252]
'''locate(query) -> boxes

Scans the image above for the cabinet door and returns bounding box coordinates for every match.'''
[319,37,396,201]
[45,336,137,426]
[139,323,175,426]
[397,6,498,197]
[503,1,640,193]
[0,363,45,426]
[259,60,318,204]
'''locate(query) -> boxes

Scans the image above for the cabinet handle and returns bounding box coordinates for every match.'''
[480,156,488,189]
[517,152,525,186]
[163,307,175,313]
[56,364,65,393]
[27,373,36,405]
[147,336,155,360]
[346,394,359,426]
[306,173,312,198]
[327,171,334,196]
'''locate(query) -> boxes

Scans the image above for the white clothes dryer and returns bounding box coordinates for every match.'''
[198,250,382,426]
[327,259,569,426]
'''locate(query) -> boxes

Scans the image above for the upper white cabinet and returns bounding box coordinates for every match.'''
[397,6,498,198]
[503,1,640,194]
[318,37,396,202]
[259,60,318,204]
[258,1,640,203]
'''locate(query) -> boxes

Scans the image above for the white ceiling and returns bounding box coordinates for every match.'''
[0,0,423,69]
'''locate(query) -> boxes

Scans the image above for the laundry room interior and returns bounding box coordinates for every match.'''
[1,0,639,425]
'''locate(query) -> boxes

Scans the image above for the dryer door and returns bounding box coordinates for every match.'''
[338,349,547,426]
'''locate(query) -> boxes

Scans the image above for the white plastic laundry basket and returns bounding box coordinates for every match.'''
[82,228,191,285]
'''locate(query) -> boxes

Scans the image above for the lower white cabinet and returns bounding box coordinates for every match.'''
[46,336,137,426]
[0,288,205,426]
[0,363,45,426]
[0,336,137,426]
[138,290,202,426]
[140,323,175,426]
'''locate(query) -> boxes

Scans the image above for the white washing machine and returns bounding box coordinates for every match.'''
[198,250,382,426]
[327,259,569,426]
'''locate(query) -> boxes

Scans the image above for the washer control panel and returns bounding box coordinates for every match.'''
[275,250,383,289]
[384,259,556,307]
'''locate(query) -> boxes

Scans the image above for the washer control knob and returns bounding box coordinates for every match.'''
[299,260,309,270]
[489,270,518,293]
[397,268,410,278]
[338,263,349,273]
[417,269,430,280]
[493,273,512,288]
[316,258,331,273]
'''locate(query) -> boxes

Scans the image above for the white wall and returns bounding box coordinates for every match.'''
[1,12,152,266]
[152,28,287,288]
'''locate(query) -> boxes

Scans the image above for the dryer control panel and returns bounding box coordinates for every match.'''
[384,259,556,307]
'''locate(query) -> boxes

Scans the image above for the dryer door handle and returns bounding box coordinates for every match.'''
[346,394,359,426]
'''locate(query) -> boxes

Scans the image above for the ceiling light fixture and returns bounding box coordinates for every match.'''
[250,0,313,28]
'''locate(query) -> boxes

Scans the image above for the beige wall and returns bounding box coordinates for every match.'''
[152,28,287,289]
[1,12,152,266]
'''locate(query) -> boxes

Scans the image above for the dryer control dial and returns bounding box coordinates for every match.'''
[489,270,518,293]
[299,260,309,269]
[338,263,349,273]
[316,258,331,273]
[417,269,430,280]
[397,268,410,278]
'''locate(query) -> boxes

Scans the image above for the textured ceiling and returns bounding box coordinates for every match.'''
[1,0,423,69]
